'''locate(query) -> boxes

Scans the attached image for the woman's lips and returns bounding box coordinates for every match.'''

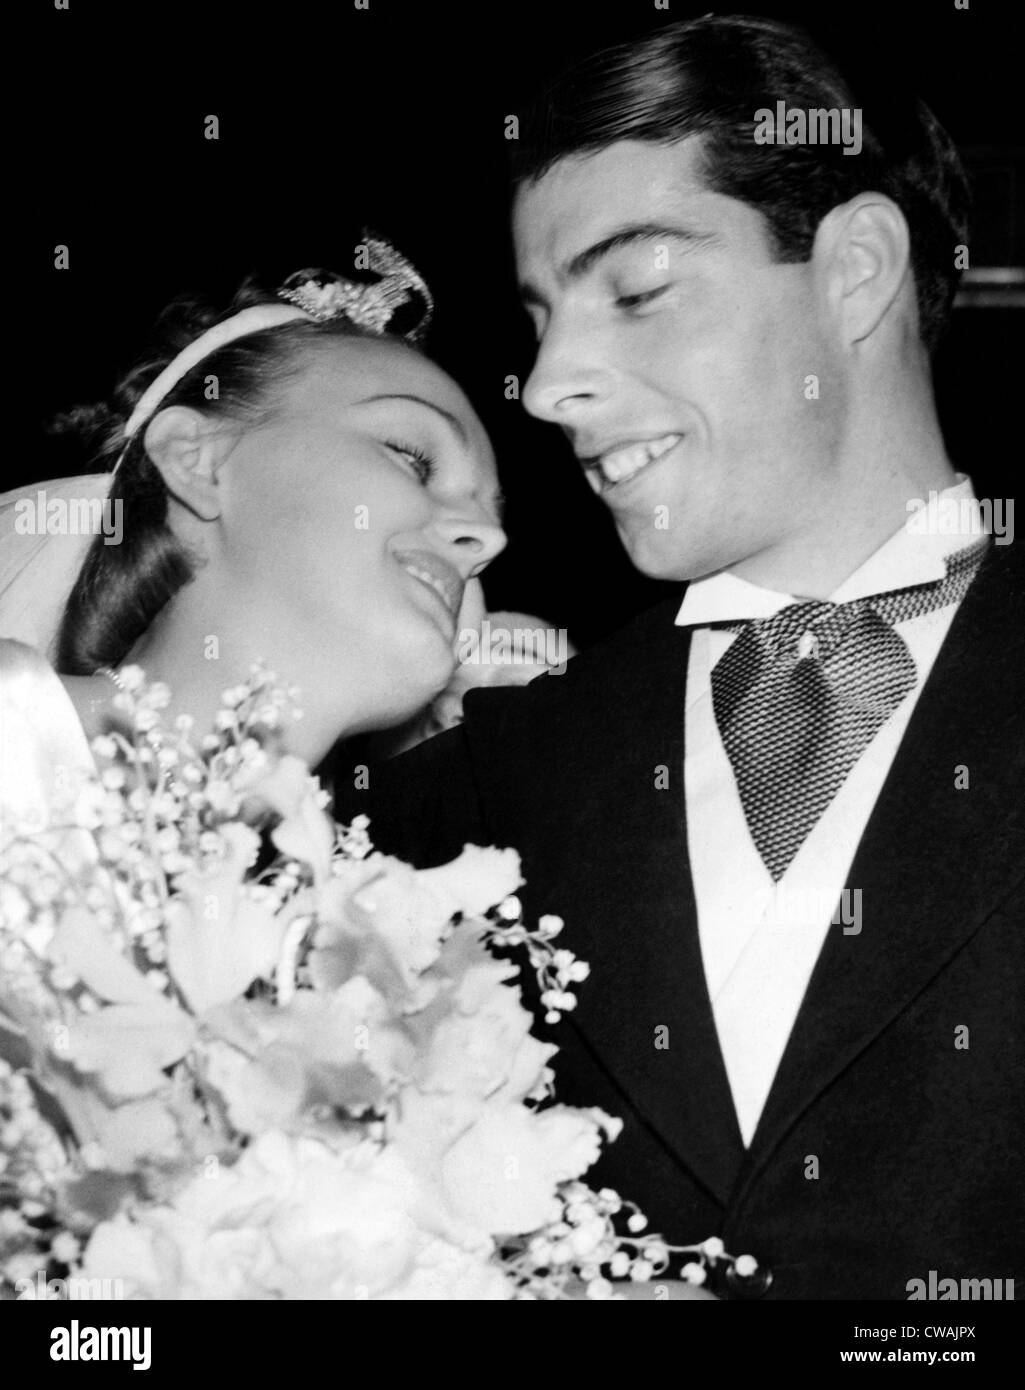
[394,548,465,620]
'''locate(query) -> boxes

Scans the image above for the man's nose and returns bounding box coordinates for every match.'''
[522,316,612,423]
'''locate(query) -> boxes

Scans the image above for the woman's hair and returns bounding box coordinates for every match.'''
[54,278,416,675]
[510,14,971,352]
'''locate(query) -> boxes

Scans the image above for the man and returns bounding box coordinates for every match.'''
[344,16,1024,1299]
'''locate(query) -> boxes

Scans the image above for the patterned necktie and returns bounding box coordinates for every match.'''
[710,539,989,881]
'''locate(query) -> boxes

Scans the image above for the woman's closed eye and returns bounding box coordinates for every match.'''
[614,285,672,311]
[384,439,436,485]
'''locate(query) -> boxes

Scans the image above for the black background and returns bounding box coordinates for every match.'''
[34,0,1023,647]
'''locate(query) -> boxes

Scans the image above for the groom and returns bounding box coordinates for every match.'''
[343,16,1024,1299]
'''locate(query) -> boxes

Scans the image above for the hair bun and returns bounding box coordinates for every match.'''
[46,400,124,445]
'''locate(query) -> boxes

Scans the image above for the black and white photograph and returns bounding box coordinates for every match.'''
[3,0,1023,1360]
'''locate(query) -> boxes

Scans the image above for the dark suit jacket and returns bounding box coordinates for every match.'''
[337,540,1025,1299]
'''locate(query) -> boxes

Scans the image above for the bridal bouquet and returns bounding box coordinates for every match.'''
[1,666,750,1300]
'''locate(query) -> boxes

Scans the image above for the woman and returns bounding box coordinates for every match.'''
[1,242,507,823]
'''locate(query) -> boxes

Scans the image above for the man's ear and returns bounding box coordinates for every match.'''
[141,406,234,520]
[814,193,913,346]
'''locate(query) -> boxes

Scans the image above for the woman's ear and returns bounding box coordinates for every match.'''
[814,193,913,346]
[141,407,234,521]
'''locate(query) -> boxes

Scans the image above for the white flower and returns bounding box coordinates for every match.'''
[80,1133,509,1300]
[165,823,288,1013]
[314,857,454,995]
[51,1232,81,1263]
[439,1105,619,1238]
[112,665,144,692]
[416,845,523,920]
[417,963,557,1105]
[205,779,238,815]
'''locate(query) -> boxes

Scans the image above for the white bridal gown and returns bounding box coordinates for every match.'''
[0,639,97,1068]
[0,638,95,837]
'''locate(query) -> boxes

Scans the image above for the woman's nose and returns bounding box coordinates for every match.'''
[434,511,507,574]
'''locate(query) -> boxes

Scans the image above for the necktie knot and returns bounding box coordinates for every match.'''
[751,599,869,664]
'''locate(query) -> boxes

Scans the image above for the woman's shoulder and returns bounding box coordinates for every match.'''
[0,638,83,725]
[0,637,92,740]
[0,639,95,830]
[1,636,60,682]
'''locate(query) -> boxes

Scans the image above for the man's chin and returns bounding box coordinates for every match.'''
[618,535,725,584]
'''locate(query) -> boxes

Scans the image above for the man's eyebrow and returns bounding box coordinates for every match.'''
[519,223,719,306]
[355,393,468,445]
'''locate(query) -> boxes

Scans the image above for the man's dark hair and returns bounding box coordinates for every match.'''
[511,14,970,351]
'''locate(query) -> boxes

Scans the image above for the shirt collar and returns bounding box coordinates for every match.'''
[676,475,982,628]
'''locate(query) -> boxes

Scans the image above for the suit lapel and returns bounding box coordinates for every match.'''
[545,604,746,1207]
[736,542,1025,1192]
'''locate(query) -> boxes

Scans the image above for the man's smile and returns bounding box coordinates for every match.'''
[578,432,685,494]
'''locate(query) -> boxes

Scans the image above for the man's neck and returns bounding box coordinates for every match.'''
[729,388,959,600]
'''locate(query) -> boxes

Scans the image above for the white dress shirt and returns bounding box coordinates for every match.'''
[675,477,987,1145]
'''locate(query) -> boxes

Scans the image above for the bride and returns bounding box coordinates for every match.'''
[1,240,506,826]
[1,246,713,1303]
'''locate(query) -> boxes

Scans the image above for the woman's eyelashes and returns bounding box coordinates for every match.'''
[384,439,436,485]
[614,284,672,312]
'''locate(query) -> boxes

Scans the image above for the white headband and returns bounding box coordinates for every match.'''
[115,240,434,470]
[121,302,309,442]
